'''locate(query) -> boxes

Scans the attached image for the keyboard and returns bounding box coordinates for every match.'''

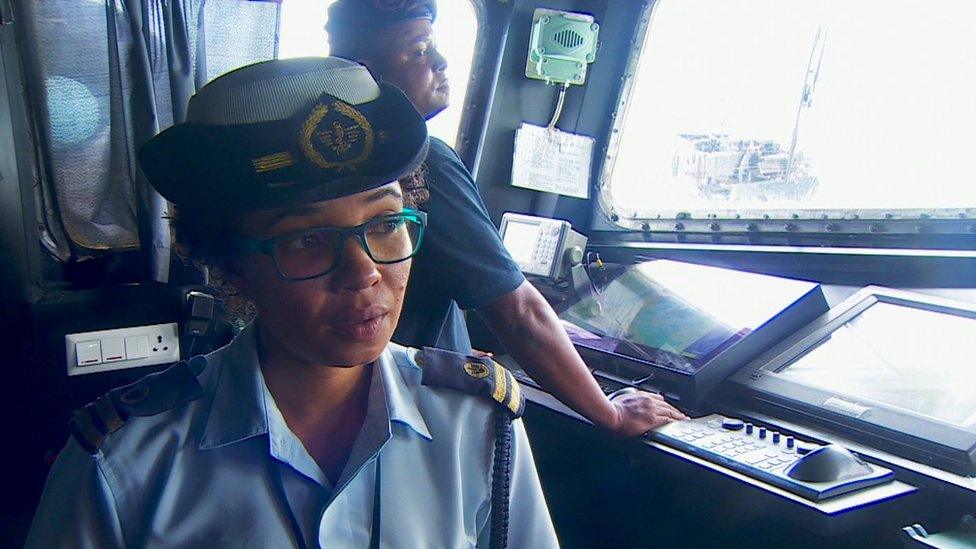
[649,414,894,501]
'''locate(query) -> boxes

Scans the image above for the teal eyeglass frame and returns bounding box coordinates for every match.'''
[235,209,427,281]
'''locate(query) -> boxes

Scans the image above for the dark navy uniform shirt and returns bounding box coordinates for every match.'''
[393,137,525,353]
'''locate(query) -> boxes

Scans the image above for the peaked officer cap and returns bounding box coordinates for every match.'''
[138,56,429,213]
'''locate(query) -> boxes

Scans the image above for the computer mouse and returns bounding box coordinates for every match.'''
[786,444,874,483]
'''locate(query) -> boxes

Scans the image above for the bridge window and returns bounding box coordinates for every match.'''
[603,0,976,237]
[278,0,480,147]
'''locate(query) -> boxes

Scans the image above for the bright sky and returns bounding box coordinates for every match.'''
[610,0,976,213]
[277,0,478,147]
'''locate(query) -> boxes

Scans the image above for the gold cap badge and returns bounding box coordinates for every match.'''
[300,98,374,171]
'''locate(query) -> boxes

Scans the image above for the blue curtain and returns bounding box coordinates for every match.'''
[17,0,280,281]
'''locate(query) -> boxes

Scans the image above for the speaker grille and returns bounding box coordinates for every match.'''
[552,28,584,50]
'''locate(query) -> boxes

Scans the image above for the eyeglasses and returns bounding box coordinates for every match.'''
[236,209,427,281]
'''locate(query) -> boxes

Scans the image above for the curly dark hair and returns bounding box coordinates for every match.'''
[171,206,239,272]
[400,163,429,208]
[170,203,255,324]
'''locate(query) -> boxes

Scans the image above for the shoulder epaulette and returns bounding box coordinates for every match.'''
[417,347,525,418]
[69,355,208,455]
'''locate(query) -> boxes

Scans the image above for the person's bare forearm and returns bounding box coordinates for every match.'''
[478,282,621,431]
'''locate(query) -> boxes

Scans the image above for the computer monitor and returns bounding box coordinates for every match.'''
[556,260,826,409]
[731,286,976,475]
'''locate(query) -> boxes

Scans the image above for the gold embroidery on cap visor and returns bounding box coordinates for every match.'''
[300,99,375,172]
[463,362,491,379]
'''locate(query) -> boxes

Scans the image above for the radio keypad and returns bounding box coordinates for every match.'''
[530,223,560,269]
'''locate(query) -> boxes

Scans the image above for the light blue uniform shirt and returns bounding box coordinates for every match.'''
[26,324,559,548]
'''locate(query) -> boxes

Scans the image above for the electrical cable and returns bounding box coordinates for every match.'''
[546,83,570,129]
[583,251,605,297]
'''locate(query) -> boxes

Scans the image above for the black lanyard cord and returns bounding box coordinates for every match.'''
[369,457,381,549]
[489,412,514,549]
[268,458,309,549]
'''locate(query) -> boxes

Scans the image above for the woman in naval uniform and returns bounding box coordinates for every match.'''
[26,56,558,549]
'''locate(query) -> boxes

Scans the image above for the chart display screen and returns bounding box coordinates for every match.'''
[558,260,818,374]
[778,301,976,430]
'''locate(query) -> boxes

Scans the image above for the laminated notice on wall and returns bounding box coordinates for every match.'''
[511,123,594,199]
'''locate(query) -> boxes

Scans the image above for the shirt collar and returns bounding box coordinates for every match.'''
[378,347,431,441]
[199,324,432,451]
[199,323,269,450]
[331,347,432,491]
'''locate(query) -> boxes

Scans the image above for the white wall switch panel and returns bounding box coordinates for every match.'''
[75,340,102,366]
[124,335,149,360]
[65,323,180,376]
[101,337,126,363]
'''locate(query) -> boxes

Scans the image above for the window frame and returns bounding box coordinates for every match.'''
[596,0,976,248]
[442,0,489,153]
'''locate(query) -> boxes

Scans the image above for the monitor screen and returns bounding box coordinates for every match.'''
[558,260,819,374]
[502,221,541,264]
[777,301,976,430]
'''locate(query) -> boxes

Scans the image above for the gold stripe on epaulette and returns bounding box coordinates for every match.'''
[492,363,507,406]
[505,370,522,415]
[251,151,294,173]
